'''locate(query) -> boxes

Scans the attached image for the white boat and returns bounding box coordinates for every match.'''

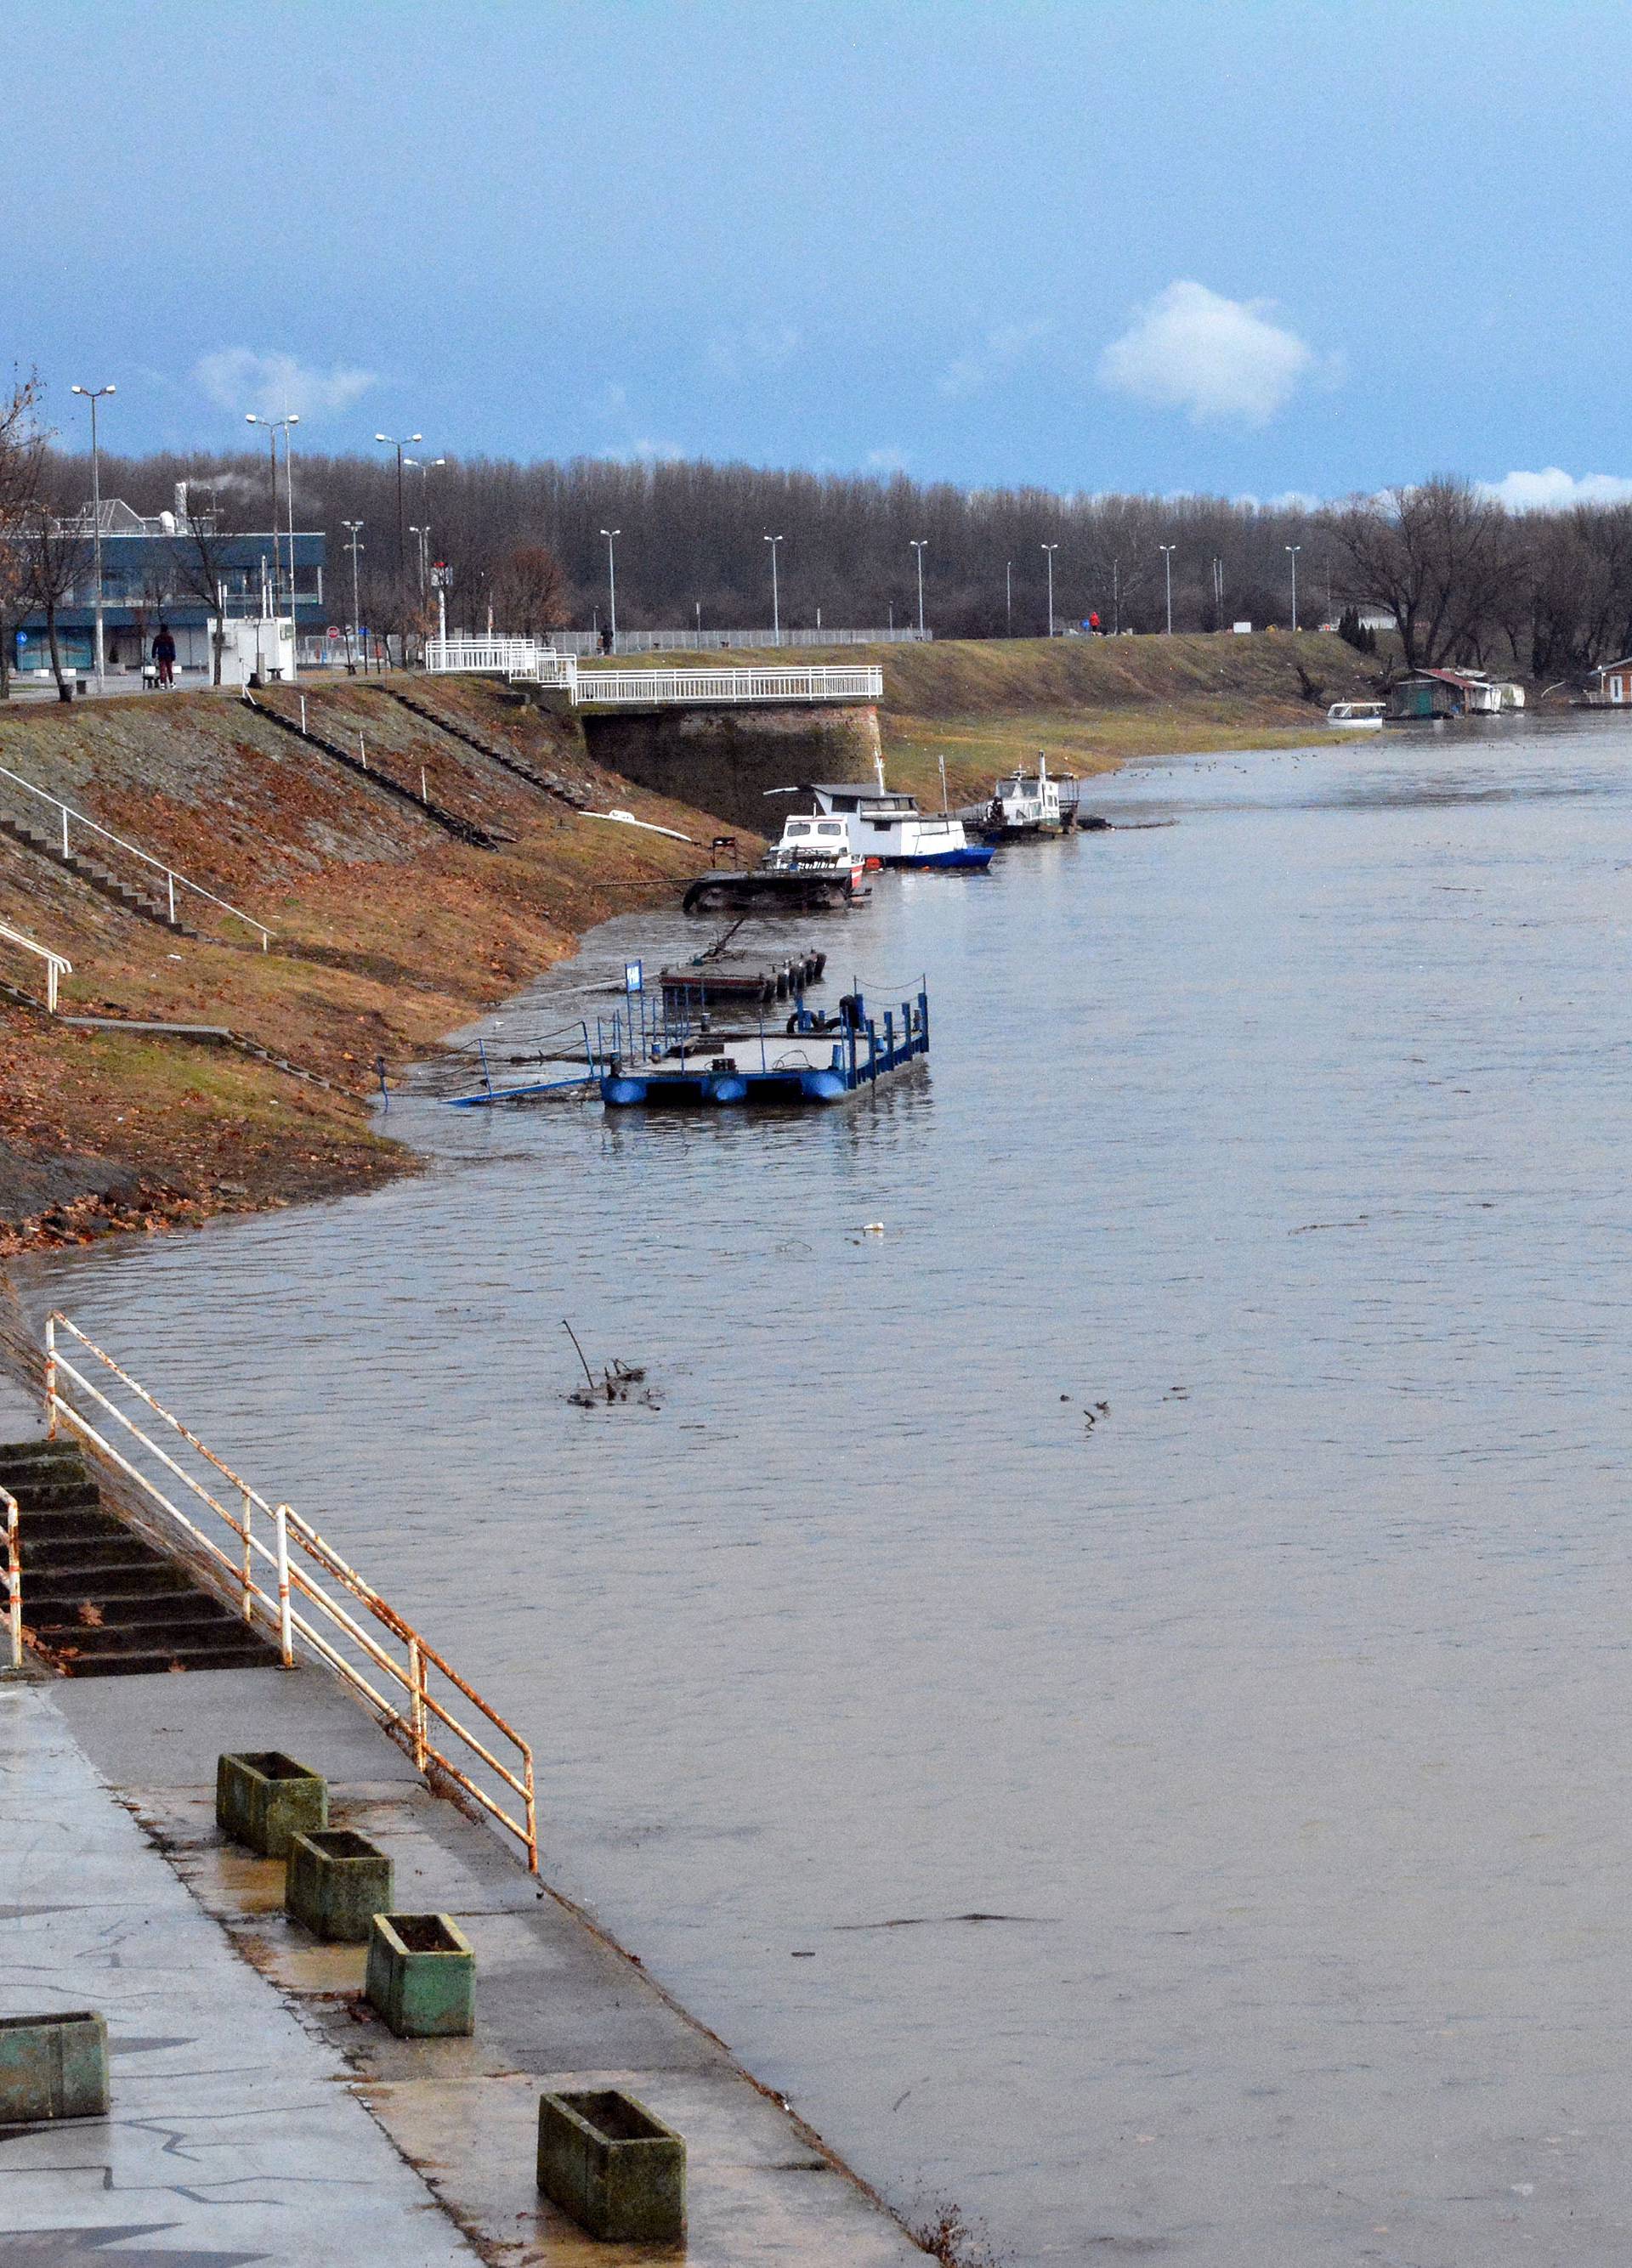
[810,761,994,871]
[1327,700,1386,729]
[767,812,864,886]
[985,755,1066,839]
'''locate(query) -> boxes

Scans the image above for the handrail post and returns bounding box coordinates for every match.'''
[241,1486,253,1622]
[408,1636,428,1769]
[44,1314,56,1437]
[167,872,176,925]
[524,1751,538,1874]
[274,1504,294,1668]
[5,1495,20,1672]
[61,805,69,858]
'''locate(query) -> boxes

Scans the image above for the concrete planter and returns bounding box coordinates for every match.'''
[365,1913,475,2037]
[536,2088,686,2244]
[285,1829,393,1943]
[216,1750,328,1858]
[0,2011,109,2123]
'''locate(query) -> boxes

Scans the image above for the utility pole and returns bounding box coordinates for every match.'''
[764,534,783,640]
[1159,544,1176,635]
[601,528,620,642]
[1113,558,1120,636]
[910,539,927,636]
[247,410,299,680]
[341,521,364,671]
[1006,559,1012,636]
[71,383,115,690]
[1041,542,1059,637]
[1285,543,1300,632]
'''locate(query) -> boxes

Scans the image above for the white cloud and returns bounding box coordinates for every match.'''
[938,319,1051,401]
[706,323,801,380]
[1097,281,1320,425]
[597,438,688,463]
[865,447,908,472]
[194,348,375,421]
[1479,467,1632,511]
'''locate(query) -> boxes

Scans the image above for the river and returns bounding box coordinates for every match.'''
[25,714,1632,2263]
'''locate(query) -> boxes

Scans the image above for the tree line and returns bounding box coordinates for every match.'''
[5,370,1632,686]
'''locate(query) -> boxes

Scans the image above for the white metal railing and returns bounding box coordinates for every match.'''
[42,1314,538,1871]
[423,636,557,676]
[0,764,272,952]
[3,1485,18,1672]
[571,665,883,706]
[0,919,71,1013]
[530,626,930,656]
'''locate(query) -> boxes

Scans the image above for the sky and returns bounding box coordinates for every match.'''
[8,0,1632,506]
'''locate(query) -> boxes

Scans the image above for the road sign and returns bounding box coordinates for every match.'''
[625,959,643,994]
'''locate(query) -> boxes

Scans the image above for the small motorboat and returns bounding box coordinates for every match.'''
[809,760,994,871]
[1326,700,1386,730]
[766,813,865,888]
[983,755,1068,840]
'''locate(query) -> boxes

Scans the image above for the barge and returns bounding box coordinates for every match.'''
[598,983,930,1108]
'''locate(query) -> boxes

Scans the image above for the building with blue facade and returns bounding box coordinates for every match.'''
[12,489,326,682]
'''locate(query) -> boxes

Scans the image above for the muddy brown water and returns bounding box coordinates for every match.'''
[26,715,1632,2263]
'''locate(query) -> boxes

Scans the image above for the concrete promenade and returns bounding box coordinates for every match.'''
[2,1662,925,2265]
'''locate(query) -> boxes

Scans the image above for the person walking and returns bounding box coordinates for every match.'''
[152,622,177,688]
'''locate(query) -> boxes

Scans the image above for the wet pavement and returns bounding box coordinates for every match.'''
[3,1662,923,2265]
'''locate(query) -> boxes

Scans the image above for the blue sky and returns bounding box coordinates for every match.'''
[9,0,1631,505]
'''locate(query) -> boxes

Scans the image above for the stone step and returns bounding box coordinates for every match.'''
[0,1439,88,1475]
[31,1636,277,1677]
[20,1533,172,1573]
[12,1502,125,1536]
[1,1477,103,1513]
[29,1603,247,1649]
[24,1564,196,1603]
[28,1588,238,1631]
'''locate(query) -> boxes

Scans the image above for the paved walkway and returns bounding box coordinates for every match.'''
[3,1664,925,2265]
[0,1676,476,2265]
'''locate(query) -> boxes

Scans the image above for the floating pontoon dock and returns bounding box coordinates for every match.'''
[598,982,929,1107]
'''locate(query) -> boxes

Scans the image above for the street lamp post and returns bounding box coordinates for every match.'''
[1285,543,1301,632]
[409,524,428,597]
[246,411,300,681]
[764,534,783,640]
[1113,557,1121,636]
[404,456,445,596]
[341,521,364,671]
[910,539,927,636]
[600,529,620,644]
[374,433,422,585]
[1006,560,1012,636]
[1159,544,1176,635]
[70,383,115,690]
[1041,542,1059,637]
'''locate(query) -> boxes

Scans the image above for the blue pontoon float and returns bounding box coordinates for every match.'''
[598,981,929,1108]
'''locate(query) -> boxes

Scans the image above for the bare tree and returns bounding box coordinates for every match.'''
[172,480,244,685]
[492,543,568,635]
[23,506,94,701]
[0,370,44,698]
[1330,478,1518,672]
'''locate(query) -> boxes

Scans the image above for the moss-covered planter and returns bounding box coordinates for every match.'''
[216,1750,328,1858]
[536,2088,686,2243]
[285,1828,393,1943]
[0,2011,109,2123]
[365,1912,475,2037]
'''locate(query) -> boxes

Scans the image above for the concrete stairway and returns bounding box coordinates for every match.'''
[0,814,198,936]
[385,687,592,810]
[242,693,503,848]
[1,1438,279,1677]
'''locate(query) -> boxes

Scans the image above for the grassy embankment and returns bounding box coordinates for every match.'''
[0,677,724,1250]
[577,629,1389,807]
[0,633,1383,1253]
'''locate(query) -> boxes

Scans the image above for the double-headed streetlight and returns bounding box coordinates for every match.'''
[601,529,620,642]
[70,383,116,688]
[1159,543,1176,635]
[341,521,364,670]
[405,455,446,595]
[246,410,300,680]
[910,538,927,636]
[374,432,422,581]
[408,524,428,597]
[1285,543,1301,633]
[764,534,784,640]
[1040,542,1059,638]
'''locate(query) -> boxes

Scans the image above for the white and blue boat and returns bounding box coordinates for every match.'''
[809,762,993,872]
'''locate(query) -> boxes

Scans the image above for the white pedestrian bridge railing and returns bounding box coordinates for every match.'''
[422,638,881,708]
[570,665,883,706]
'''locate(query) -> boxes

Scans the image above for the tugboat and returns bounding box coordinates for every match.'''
[808,759,993,872]
[983,755,1068,840]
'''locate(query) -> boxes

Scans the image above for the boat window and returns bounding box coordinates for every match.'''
[785,820,809,836]
[817,822,843,835]
[829,795,858,812]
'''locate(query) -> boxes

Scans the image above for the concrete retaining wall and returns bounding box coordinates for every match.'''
[576,702,881,831]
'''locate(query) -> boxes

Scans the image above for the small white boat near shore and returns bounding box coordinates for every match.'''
[1327,699,1386,730]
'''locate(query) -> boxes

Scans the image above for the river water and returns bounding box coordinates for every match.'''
[26,715,1632,2263]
